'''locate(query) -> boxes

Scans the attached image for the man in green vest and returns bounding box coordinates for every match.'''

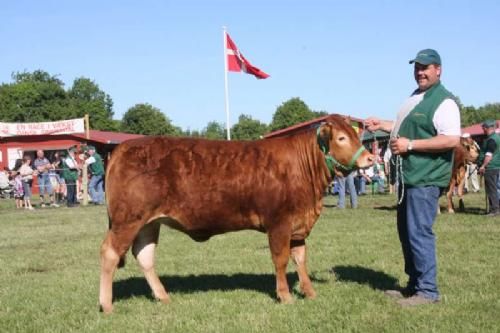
[478,119,499,217]
[61,147,80,207]
[366,49,461,306]
[85,145,105,205]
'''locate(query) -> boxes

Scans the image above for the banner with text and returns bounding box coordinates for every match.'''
[0,118,85,137]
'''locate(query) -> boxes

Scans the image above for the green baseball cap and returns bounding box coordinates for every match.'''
[409,49,441,65]
[482,119,496,128]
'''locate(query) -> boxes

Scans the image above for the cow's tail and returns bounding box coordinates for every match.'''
[107,212,126,269]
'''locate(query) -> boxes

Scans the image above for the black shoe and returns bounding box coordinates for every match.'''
[486,210,499,217]
[397,294,439,307]
[384,287,415,299]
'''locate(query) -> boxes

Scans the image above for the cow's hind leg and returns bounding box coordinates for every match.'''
[99,220,144,314]
[458,177,466,212]
[132,222,170,304]
[99,231,122,314]
[268,224,293,303]
[290,239,316,299]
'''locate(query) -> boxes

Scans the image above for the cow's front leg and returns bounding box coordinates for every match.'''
[290,239,316,299]
[268,224,293,303]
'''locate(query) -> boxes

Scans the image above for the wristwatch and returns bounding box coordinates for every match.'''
[407,140,413,151]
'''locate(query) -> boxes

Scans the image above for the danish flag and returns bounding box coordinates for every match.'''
[225,33,269,79]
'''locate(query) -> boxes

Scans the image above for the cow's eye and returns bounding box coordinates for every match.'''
[338,136,346,142]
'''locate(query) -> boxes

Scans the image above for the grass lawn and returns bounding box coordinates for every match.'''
[0,191,499,333]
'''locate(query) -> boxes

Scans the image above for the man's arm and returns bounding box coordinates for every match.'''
[390,135,460,155]
[479,139,497,175]
[364,117,394,133]
[85,156,96,165]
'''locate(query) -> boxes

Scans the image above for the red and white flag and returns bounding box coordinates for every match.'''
[226,33,269,79]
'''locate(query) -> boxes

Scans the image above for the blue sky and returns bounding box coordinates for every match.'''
[1,0,499,131]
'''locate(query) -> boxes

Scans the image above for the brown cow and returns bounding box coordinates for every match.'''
[99,115,374,313]
[444,137,480,213]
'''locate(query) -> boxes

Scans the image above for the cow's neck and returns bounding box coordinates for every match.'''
[292,130,331,196]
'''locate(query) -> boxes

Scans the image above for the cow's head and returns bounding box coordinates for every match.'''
[461,137,480,163]
[317,116,375,176]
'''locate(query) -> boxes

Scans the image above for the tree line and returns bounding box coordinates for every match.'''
[0,70,497,140]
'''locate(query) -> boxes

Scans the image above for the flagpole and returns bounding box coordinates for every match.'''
[223,26,231,140]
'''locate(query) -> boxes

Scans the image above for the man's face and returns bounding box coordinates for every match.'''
[482,126,493,135]
[36,150,44,158]
[414,63,441,91]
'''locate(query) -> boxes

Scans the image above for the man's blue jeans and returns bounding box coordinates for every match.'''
[337,172,357,208]
[38,174,53,196]
[397,185,440,300]
[358,176,367,194]
[89,175,104,204]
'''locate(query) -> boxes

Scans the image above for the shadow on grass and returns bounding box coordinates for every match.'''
[373,205,398,211]
[450,206,486,215]
[331,265,398,290]
[323,204,337,208]
[113,272,327,301]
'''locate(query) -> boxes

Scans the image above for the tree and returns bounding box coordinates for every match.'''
[460,103,500,127]
[313,110,329,117]
[68,77,117,131]
[231,114,268,140]
[269,97,316,131]
[202,121,226,140]
[0,70,119,131]
[0,70,68,122]
[121,103,181,136]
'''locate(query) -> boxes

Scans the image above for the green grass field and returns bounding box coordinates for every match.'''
[0,191,499,333]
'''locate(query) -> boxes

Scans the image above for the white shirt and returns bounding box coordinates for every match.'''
[391,91,461,139]
[383,148,392,163]
[65,156,78,169]
[85,156,96,166]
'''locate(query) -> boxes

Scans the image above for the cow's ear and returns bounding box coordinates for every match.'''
[318,122,333,141]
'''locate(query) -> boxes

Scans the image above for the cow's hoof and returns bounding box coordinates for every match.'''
[278,294,294,304]
[157,296,171,304]
[304,289,317,299]
[448,210,455,214]
[99,303,113,314]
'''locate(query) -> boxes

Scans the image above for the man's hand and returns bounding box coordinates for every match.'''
[364,117,382,132]
[478,166,486,175]
[390,137,411,155]
[364,117,394,133]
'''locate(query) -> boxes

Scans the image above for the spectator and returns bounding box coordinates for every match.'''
[478,119,499,216]
[461,133,480,193]
[19,155,35,210]
[364,163,385,194]
[12,159,24,208]
[34,150,59,208]
[384,147,397,194]
[0,167,12,198]
[84,146,105,205]
[61,147,80,207]
[335,171,357,208]
[51,151,66,204]
[356,169,370,195]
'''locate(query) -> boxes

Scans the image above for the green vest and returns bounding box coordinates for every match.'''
[61,159,78,182]
[89,153,105,176]
[479,133,500,170]
[397,82,456,187]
